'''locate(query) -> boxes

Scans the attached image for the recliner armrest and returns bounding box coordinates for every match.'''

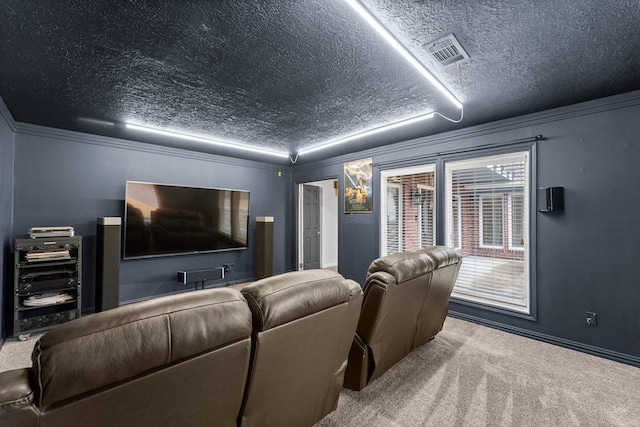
[343,334,370,391]
[0,368,38,425]
[345,279,363,298]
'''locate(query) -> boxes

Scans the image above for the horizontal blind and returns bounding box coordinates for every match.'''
[382,182,403,254]
[380,165,435,256]
[445,152,530,313]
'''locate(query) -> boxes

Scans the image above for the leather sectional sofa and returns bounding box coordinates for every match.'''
[0,269,362,427]
[0,246,460,426]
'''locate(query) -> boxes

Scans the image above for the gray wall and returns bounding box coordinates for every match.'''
[292,91,640,366]
[10,126,292,312]
[0,100,15,343]
[3,90,639,366]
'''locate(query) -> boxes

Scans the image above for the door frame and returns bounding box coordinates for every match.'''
[297,178,339,271]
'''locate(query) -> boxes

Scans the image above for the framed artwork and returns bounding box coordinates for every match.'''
[344,157,373,213]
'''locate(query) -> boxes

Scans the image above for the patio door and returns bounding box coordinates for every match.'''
[445,151,530,314]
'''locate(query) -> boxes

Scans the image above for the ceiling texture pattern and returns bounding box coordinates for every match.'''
[1,0,639,163]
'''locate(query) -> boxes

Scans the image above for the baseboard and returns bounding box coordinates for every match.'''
[448,310,640,368]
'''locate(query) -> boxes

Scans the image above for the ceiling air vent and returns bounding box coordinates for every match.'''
[424,33,469,68]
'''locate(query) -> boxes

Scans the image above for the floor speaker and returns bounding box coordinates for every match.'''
[96,217,121,311]
[255,216,274,280]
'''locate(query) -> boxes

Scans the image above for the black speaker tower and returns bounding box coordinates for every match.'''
[96,217,121,312]
[256,216,274,280]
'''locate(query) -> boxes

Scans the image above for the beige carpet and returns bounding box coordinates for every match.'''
[316,317,640,427]
[0,333,43,372]
[1,318,638,426]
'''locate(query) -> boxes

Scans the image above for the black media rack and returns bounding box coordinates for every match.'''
[13,236,82,339]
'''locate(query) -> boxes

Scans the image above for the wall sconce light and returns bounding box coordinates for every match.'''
[411,188,424,206]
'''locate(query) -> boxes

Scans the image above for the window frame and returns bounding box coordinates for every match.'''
[444,150,533,316]
[379,164,436,257]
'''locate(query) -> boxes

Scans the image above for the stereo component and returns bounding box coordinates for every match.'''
[15,309,79,334]
[18,271,76,294]
[177,268,225,286]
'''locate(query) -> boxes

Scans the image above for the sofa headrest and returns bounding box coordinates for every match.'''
[32,288,252,407]
[419,246,461,269]
[367,251,434,285]
[241,270,352,332]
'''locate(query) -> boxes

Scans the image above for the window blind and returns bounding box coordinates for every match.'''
[445,152,530,313]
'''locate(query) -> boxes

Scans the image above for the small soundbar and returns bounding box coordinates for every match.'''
[177,267,225,285]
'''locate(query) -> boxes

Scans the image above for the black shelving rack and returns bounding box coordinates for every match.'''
[14,236,82,339]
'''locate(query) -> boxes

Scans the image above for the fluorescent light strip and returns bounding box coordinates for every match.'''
[125,123,290,159]
[344,0,462,109]
[298,112,434,155]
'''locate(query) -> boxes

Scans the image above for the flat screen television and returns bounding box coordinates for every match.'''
[123,181,250,259]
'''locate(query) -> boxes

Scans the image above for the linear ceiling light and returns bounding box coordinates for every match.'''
[344,0,463,109]
[77,117,115,126]
[125,123,291,159]
[298,112,434,156]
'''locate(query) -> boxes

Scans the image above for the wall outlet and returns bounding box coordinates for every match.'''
[585,311,598,327]
[223,263,235,272]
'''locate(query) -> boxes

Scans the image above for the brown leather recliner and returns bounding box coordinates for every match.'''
[0,288,253,427]
[343,246,461,391]
[239,269,363,427]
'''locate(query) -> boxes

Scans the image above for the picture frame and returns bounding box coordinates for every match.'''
[344,157,373,213]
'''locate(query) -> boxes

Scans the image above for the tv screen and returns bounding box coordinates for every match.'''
[123,181,250,259]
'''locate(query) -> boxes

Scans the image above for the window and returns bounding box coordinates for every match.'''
[380,165,435,256]
[445,152,530,313]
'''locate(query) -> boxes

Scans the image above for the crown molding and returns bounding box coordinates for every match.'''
[12,121,287,172]
[0,96,16,131]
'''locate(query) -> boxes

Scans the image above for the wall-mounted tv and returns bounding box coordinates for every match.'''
[123,181,250,259]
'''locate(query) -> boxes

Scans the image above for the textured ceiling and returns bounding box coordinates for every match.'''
[1,0,639,164]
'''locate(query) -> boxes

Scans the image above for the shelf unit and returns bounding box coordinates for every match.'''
[14,236,82,338]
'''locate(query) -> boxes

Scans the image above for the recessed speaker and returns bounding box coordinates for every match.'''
[96,217,121,311]
[537,187,564,212]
